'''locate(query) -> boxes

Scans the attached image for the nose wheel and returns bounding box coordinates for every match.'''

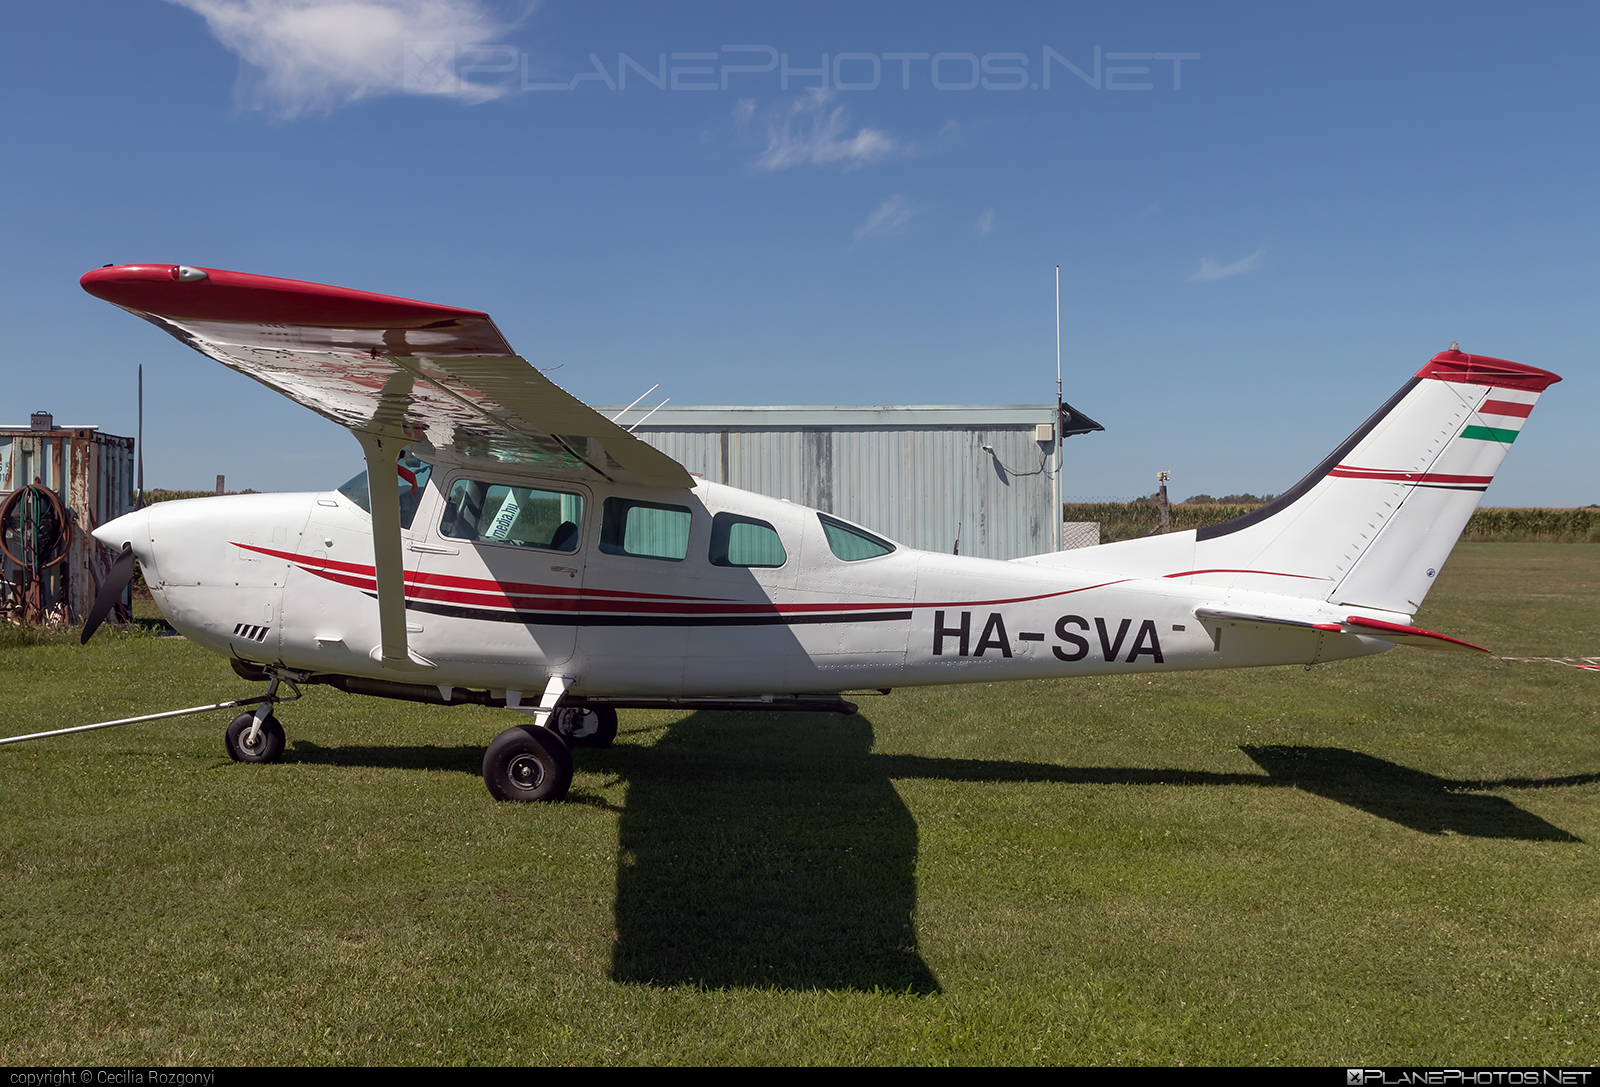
[222,670,299,765]
[483,724,573,802]
[224,710,285,763]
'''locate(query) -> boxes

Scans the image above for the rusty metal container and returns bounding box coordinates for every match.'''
[0,415,135,623]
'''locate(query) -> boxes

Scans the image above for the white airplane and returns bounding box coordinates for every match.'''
[69,263,1560,803]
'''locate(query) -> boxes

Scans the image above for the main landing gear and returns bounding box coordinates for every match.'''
[481,703,615,803]
[482,725,573,802]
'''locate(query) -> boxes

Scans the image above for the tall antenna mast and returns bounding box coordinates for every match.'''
[135,364,144,510]
[1055,264,1062,409]
[1053,265,1062,551]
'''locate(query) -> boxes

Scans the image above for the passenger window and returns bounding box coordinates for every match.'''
[440,480,583,552]
[601,498,692,561]
[819,513,895,561]
[709,513,787,568]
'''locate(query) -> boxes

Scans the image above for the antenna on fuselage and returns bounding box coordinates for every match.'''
[610,384,660,424]
[627,398,669,433]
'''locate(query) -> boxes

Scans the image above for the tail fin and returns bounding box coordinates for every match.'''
[1188,349,1560,614]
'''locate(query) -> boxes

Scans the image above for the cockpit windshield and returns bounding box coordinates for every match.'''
[336,454,433,529]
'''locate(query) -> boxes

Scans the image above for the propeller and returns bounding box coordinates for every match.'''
[80,542,136,644]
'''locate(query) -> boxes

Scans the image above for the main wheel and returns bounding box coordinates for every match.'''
[552,705,618,748]
[483,725,573,802]
[224,711,285,763]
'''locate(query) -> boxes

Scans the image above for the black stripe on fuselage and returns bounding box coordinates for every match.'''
[1196,377,1423,541]
[396,597,913,628]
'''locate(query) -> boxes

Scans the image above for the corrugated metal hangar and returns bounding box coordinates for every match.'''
[603,405,1068,561]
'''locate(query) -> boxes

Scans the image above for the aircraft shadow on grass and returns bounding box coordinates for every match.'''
[287,715,1588,993]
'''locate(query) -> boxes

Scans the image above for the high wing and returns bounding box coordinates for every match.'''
[78,264,691,490]
[81,263,693,672]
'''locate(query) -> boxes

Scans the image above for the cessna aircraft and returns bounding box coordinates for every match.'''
[68,264,1560,803]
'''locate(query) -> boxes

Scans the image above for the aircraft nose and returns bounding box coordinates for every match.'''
[93,507,149,555]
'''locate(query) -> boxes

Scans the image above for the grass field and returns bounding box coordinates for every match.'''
[1,543,1597,1066]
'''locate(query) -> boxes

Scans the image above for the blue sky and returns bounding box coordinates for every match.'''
[2,2,1595,505]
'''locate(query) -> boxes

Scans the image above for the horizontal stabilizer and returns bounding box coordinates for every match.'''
[1194,608,1486,653]
[1340,615,1486,652]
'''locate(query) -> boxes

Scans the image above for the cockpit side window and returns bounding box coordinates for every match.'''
[336,454,434,530]
[396,456,432,529]
[440,479,584,552]
[818,513,895,561]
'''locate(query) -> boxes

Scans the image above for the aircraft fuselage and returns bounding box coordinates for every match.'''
[103,463,1392,704]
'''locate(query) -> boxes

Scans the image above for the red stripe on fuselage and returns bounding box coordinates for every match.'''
[1162,569,1329,581]
[267,543,1138,618]
[233,541,729,602]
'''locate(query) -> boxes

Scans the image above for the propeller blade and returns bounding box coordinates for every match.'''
[81,543,136,644]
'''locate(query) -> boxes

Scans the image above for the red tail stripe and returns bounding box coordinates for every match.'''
[1416,350,1560,393]
[1328,467,1493,485]
[1479,399,1533,418]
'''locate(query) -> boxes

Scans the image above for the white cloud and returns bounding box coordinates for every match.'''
[742,89,907,172]
[854,195,926,241]
[1190,247,1267,282]
[975,209,994,236]
[167,0,513,118]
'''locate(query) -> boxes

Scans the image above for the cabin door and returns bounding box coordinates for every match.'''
[408,474,590,683]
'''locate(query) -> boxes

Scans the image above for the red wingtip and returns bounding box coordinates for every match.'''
[80,264,489,330]
[1417,349,1561,393]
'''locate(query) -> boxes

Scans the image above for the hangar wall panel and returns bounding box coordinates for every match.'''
[602,406,1060,561]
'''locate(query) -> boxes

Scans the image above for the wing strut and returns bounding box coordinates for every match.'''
[354,429,426,671]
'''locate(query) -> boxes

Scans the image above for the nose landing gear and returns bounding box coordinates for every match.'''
[222,669,301,765]
[224,710,285,762]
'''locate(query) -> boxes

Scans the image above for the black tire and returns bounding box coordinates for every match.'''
[224,711,285,763]
[553,705,618,748]
[483,725,573,802]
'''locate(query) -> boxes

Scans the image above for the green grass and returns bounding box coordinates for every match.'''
[2,543,1598,1065]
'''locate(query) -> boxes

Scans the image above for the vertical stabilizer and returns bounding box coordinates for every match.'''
[1184,350,1560,614]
